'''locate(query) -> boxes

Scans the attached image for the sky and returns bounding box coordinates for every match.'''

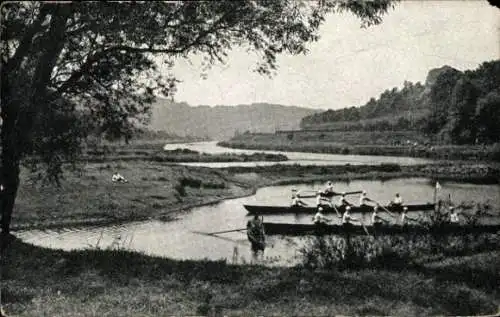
[168,0,500,110]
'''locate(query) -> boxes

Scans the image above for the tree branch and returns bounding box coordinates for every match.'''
[4,3,51,74]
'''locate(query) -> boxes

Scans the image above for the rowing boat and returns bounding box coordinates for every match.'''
[244,203,435,215]
[262,222,500,236]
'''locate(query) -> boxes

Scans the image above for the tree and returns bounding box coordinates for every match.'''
[475,91,500,144]
[446,77,481,144]
[424,67,463,136]
[1,1,395,236]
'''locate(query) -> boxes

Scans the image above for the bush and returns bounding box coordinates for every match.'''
[299,230,500,270]
[180,177,202,188]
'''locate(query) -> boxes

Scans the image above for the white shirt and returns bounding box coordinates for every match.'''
[313,212,327,224]
[450,212,459,223]
[292,196,303,206]
[371,212,381,224]
[401,213,407,224]
[393,196,403,204]
[342,212,352,224]
[359,194,368,205]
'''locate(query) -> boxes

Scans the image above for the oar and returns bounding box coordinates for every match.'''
[372,200,396,218]
[359,219,371,236]
[299,190,363,199]
[325,190,363,197]
[191,230,249,245]
[204,228,247,235]
[332,204,342,218]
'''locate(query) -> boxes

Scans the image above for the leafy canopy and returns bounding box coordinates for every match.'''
[1,1,394,180]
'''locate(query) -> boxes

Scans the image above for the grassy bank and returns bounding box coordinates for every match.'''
[2,236,500,316]
[12,160,252,231]
[11,160,500,231]
[3,153,500,316]
[84,146,288,163]
[219,133,500,161]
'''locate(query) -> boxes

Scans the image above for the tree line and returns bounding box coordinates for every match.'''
[300,60,500,145]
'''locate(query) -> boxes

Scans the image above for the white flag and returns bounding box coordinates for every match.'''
[435,181,441,190]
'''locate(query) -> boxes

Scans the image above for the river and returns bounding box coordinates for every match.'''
[15,178,500,267]
[163,141,434,167]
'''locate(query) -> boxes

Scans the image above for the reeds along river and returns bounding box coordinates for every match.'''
[163,141,434,167]
[14,178,500,267]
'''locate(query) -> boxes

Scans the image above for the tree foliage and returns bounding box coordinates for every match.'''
[1,1,394,234]
[300,80,426,128]
[301,60,500,145]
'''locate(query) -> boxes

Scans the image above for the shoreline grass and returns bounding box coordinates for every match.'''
[10,160,499,232]
[2,236,499,316]
[218,137,500,162]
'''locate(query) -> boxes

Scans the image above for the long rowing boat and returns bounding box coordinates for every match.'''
[262,222,500,236]
[244,203,435,215]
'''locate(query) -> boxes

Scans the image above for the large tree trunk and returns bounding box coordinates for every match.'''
[0,88,21,238]
[1,3,71,238]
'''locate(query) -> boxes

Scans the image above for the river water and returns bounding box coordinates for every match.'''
[163,141,434,167]
[15,178,500,267]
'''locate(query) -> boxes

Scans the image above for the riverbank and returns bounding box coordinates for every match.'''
[4,158,500,316]
[83,145,288,163]
[218,133,500,162]
[10,160,500,231]
[2,235,500,316]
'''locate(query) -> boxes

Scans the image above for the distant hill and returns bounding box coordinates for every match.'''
[148,99,320,140]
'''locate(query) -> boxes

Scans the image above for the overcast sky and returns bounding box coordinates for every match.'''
[169,0,499,110]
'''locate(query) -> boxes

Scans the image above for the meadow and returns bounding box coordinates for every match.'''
[2,143,500,316]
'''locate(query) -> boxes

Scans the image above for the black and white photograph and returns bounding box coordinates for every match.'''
[1,1,500,316]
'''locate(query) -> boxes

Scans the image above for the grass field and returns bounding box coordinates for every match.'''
[2,236,499,316]
[12,160,251,230]
[2,146,500,316]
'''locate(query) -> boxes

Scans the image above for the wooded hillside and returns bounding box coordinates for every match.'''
[300,60,500,145]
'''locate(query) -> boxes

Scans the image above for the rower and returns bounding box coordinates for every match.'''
[359,190,372,208]
[246,215,266,254]
[449,206,460,225]
[337,192,353,210]
[324,181,334,193]
[342,206,359,227]
[389,193,403,211]
[371,205,387,227]
[316,191,332,208]
[312,207,331,225]
[291,188,307,207]
[400,206,418,226]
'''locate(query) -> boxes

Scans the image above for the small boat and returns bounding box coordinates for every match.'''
[244,203,435,215]
[262,222,500,236]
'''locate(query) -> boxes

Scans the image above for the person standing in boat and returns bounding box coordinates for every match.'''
[312,207,332,225]
[246,215,266,255]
